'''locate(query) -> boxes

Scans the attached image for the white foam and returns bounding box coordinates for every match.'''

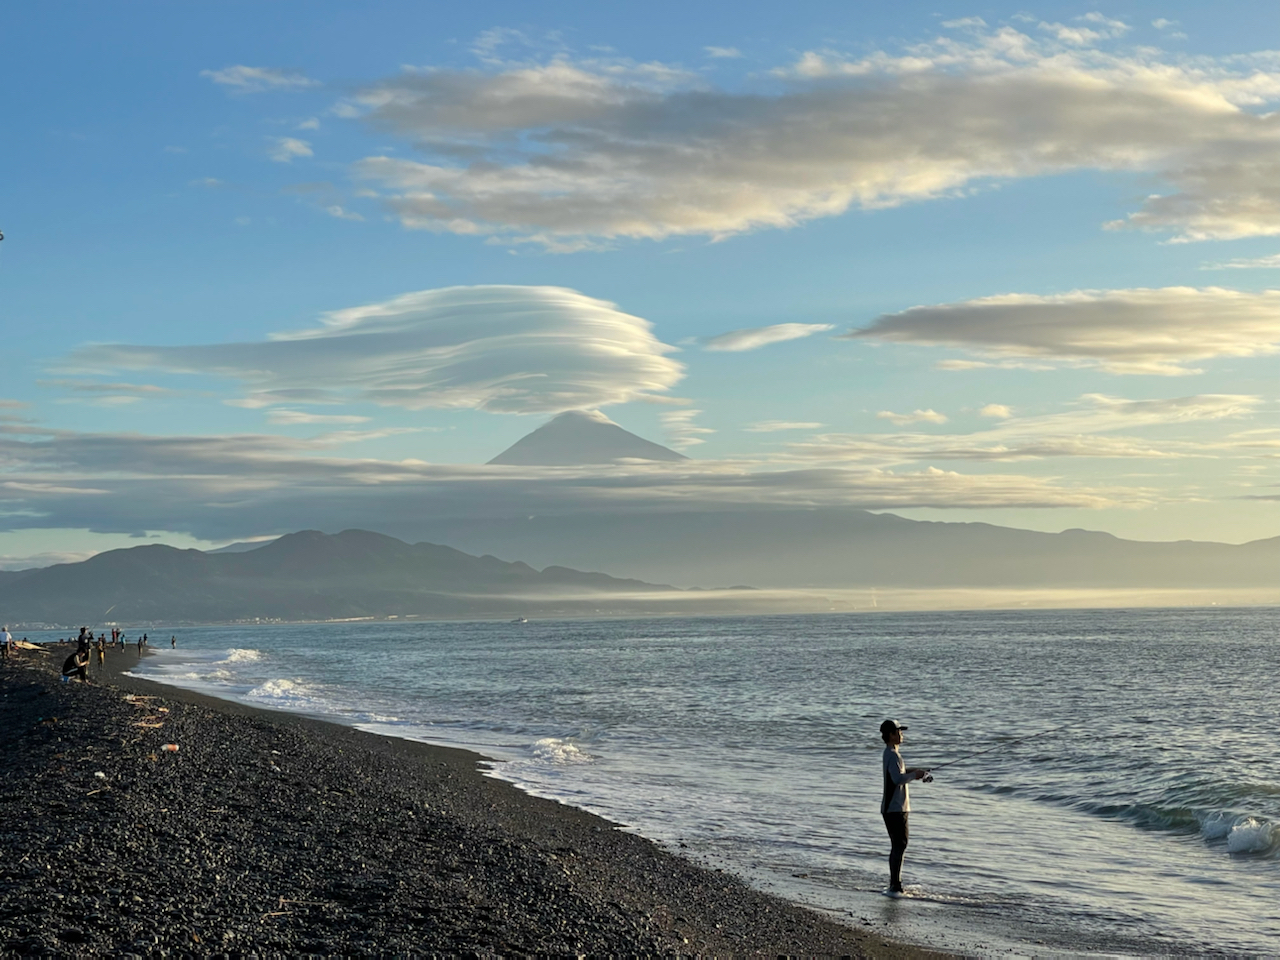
[224,648,263,662]
[531,737,592,764]
[1198,811,1234,841]
[246,678,321,708]
[1226,818,1275,854]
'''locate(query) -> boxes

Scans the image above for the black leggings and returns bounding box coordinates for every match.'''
[882,812,909,888]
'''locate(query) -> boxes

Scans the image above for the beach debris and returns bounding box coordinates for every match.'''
[94,771,106,779]
[161,743,179,752]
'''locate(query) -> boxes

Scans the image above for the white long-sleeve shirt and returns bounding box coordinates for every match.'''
[881,745,914,813]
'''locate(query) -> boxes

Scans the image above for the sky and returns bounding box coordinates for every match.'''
[3,1,1280,569]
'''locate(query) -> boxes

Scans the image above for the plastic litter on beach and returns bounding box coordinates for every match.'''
[161,743,179,752]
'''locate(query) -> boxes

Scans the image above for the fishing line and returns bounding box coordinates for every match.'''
[925,717,1093,774]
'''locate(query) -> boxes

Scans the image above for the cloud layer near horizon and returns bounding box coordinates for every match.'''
[784,393,1267,464]
[71,286,684,414]
[346,27,1280,248]
[853,287,1280,374]
[0,417,1143,549]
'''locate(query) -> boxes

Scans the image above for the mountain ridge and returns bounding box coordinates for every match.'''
[0,529,675,625]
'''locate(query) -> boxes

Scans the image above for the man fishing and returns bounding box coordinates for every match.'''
[879,719,931,895]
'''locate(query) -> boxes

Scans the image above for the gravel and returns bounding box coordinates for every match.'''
[1,646,944,957]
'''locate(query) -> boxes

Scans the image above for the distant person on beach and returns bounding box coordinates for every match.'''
[1,625,10,660]
[137,635,143,654]
[62,650,90,683]
[880,719,931,894]
[170,635,176,648]
[96,636,106,668]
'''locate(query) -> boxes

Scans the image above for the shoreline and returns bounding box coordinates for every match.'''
[1,643,945,956]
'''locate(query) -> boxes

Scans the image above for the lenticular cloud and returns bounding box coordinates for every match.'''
[74,285,685,414]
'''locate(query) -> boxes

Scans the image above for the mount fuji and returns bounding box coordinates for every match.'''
[488,410,687,466]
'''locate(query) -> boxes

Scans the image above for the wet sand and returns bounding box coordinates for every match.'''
[0,643,946,956]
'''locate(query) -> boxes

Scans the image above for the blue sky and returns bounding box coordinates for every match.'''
[4,1,1280,568]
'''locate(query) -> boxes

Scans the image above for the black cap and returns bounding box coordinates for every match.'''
[880,719,907,736]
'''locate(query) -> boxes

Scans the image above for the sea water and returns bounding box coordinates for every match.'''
[73,608,1280,955]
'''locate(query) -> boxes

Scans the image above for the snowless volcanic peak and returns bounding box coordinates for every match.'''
[488,410,688,465]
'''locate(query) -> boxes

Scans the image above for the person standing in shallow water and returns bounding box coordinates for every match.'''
[880,719,931,894]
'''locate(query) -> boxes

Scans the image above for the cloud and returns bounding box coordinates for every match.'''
[265,410,371,426]
[269,137,313,163]
[853,286,1280,375]
[1202,253,1280,270]
[876,409,948,426]
[41,379,176,407]
[325,205,364,221]
[661,409,714,449]
[980,404,1012,418]
[785,393,1262,465]
[746,421,824,432]
[704,46,742,59]
[345,30,1280,247]
[70,285,685,415]
[297,118,321,130]
[201,65,318,93]
[703,322,834,352]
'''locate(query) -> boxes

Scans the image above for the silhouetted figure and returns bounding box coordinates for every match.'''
[62,650,89,683]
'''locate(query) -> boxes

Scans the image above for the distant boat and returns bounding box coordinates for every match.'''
[511,617,528,623]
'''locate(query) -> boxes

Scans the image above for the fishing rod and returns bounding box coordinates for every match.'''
[925,717,1092,774]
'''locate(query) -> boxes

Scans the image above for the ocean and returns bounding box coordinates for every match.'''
[54,608,1279,955]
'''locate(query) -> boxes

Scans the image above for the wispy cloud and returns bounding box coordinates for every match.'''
[1202,253,1280,270]
[853,286,1280,375]
[877,409,948,426]
[745,421,824,432]
[786,393,1263,465]
[41,379,176,407]
[325,205,364,221]
[201,65,319,93]
[703,323,833,352]
[704,46,742,59]
[265,410,371,426]
[662,409,715,449]
[70,285,685,415]
[269,137,313,163]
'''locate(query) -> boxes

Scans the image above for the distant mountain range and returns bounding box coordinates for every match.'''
[1,512,1275,628]
[0,529,678,626]
[409,507,1280,591]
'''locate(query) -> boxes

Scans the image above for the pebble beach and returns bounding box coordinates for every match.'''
[0,644,943,956]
